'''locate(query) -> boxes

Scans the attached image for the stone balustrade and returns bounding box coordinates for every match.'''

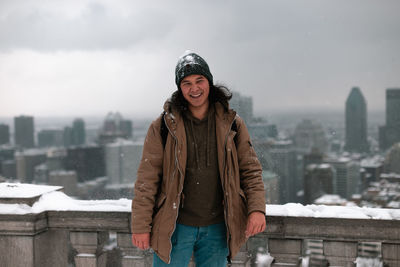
[1,208,400,266]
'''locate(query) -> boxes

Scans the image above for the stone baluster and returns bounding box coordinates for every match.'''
[323,241,357,267]
[382,243,400,266]
[231,242,251,266]
[70,231,108,267]
[268,238,302,266]
[117,232,152,267]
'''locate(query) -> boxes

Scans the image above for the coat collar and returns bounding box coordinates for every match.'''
[163,99,236,131]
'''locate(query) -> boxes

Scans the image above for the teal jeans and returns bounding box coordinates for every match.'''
[153,223,229,267]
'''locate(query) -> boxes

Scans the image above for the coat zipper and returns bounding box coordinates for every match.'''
[221,117,236,262]
[163,115,184,264]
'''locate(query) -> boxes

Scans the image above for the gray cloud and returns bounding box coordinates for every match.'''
[0,0,399,116]
[0,2,173,51]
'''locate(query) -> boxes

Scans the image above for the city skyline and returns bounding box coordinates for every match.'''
[1,0,400,117]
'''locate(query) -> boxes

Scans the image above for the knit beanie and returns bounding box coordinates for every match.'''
[175,52,213,89]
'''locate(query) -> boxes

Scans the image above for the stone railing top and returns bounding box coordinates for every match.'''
[0,182,63,206]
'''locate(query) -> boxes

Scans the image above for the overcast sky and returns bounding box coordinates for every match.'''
[0,0,399,119]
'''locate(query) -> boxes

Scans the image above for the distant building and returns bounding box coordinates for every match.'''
[230,91,253,124]
[384,143,400,174]
[262,170,279,204]
[0,124,10,145]
[98,112,133,144]
[65,145,105,182]
[303,148,324,172]
[38,129,64,148]
[254,140,298,203]
[248,121,277,141]
[304,164,335,204]
[48,170,78,196]
[379,88,400,150]
[294,119,328,155]
[345,87,369,153]
[14,115,35,149]
[63,119,86,147]
[1,160,16,179]
[0,146,15,176]
[105,139,143,184]
[119,120,133,139]
[361,156,384,184]
[63,126,74,147]
[324,157,360,199]
[46,148,67,171]
[15,149,47,183]
[72,118,86,145]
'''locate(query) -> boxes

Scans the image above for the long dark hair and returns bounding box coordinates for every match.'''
[170,84,233,114]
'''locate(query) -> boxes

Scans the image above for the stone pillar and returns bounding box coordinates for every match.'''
[231,243,250,266]
[70,231,108,267]
[117,232,152,267]
[323,241,357,267]
[0,235,35,267]
[382,243,400,266]
[268,238,302,266]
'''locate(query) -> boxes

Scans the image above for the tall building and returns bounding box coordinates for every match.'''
[65,145,105,182]
[262,170,280,204]
[72,118,86,146]
[345,87,369,153]
[254,140,298,203]
[48,170,78,196]
[63,119,86,147]
[379,88,400,150]
[15,149,47,183]
[38,129,64,147]
[248,121,277,141]
[324,157,360,199]
[294,119,328,155]
[0,124,10,145]
[98,112,133,144]
[14,115,35,148]
[105,139,143,184]
[304,164,335,204]
[230,91,253,124]
[0,146,15,177]
[384,143,400,174]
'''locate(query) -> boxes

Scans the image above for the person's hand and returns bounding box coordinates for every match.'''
[131,233,150,250]
[245,211,266,238]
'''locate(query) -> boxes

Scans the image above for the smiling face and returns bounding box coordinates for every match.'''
[180,74,210,112]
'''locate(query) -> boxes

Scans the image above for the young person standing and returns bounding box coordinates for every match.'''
[131,52,266,266]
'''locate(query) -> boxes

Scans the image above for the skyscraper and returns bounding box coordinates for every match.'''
[14,115,35,149]
[0,124,10,145]
[105,139,143,184]
[98,112,133,144]
[38,129,63,147]
[304,164,335,204]
[379,88,400,150]
[294,119,328,155]
[345,87,369,153]
[324,157,360,199]
[72,118,86,146]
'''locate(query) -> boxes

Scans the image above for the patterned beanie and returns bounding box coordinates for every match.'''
[175,52,213,89]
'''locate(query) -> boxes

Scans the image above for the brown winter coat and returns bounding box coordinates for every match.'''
[131,101,265,263]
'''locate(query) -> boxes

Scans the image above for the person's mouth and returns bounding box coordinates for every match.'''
[190,92,202,98]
